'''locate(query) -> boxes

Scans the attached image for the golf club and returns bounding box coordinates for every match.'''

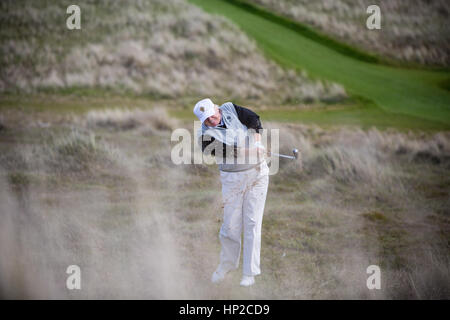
[269,148,299,160]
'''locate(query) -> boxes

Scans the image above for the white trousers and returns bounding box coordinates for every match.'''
[218,161,269,276]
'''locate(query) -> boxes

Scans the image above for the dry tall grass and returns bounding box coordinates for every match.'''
[0,0,346,104]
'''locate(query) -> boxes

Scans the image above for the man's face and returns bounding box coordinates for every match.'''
[204,107,221,127]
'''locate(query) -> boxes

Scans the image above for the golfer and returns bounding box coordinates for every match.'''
[193,98,269,287]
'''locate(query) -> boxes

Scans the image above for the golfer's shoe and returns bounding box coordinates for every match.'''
[240,275,255,287]
[211,269,227,284]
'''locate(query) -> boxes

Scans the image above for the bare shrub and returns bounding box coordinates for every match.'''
[42,129,121,175]
[0,145,37,173]
[85,107,178,134]
[268,124,450,205]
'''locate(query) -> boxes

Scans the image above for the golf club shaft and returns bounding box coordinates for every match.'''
[269,152,296,159]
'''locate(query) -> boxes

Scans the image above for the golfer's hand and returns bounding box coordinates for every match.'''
[253,141,266,161]
[256,146,265,159]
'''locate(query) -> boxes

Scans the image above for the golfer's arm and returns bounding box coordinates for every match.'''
[233,104,263,134]
[233,104,264,155]
[239,133,264,158]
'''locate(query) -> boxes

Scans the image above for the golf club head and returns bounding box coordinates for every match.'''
[292,148,303,172]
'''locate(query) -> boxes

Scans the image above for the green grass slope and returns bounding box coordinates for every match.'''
[189,0,450,129]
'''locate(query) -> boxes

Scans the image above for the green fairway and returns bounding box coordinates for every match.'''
[256,104,449,131]
[189,0,450,129]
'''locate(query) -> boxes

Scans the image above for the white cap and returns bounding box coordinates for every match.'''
[193,98,216,124]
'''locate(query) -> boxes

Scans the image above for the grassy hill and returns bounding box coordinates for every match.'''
[189,0,450,130]
[0,0,346,105]
[246,0,450,67]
